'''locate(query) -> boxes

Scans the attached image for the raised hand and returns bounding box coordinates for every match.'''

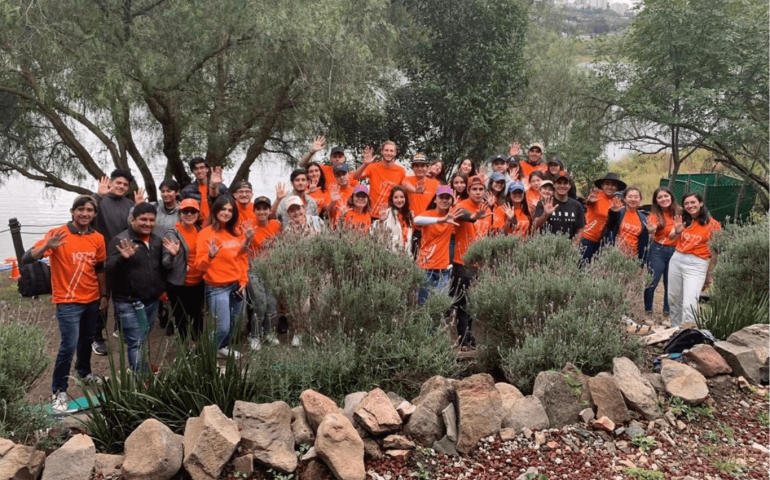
[542,196,559,216]
[362,146,375,165]
[311,135,326,153]
[308,177,318,193]
[210,166,224,186]
[610,196,623,212]
[116,238,139,259]
[242,220,255,241]
[502,203,515,221]
[587,188,600,204]
[484,191,497,208]
[673,214,684,233]
[329,183,341,204]
[207,238,220,259]
[509,142,521,157]
[162,237,180,256]
[378,206,389,221]
[442,208,463,226]
[645,217,658,234]
[509,163,520,179]
[134,187,146,205]
[46,231,67,250]
[416,178,426,194]
[275,181,288,200]
[97,176,110,196]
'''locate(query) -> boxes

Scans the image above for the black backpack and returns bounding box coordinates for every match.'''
[663,328,717,354]
[18,261,52,297]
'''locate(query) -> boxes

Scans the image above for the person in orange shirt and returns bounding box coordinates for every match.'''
[493,181,531,236]
[414,185,462,304]
[25,195,107,413]
[581,172,627,265]
[509,142,547,184]
[342,185,373,232]
[352,141,406,219]
[402,153,440,217]
[525,171,545,213]
[487,172,507,207]
[298,136,359,188]
[234,180,257,231]
[643,186,682,315]
[667,192,721,327]
[195,196,253,359]
[162,198,205,340]
[306,162,328,216]
[605,187,649,262]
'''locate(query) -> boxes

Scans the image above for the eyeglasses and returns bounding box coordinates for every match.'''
[180,209,198,215]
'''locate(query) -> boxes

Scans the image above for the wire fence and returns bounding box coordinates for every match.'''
[661,173,758,223]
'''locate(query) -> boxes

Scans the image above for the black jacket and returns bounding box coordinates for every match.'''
[96,193,134,244]
[106,228,166,304]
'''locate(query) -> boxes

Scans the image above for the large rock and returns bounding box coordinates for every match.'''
[683,344,732,377]
[442,404,458,442]
[382,435,415,450]
[495,383,524,417]
[612,357,662,420]
[183,405,240,480]
[386,392,407,411]
[715,341,762,384]
[0,444,45,480]
[404,405,444,447]
[455,374,502,454]
[0,438,14,457]
[661,359,709,405]
[300,390,344,431]
[532,371,581,428]
[562,363,593,406]
[292,406,316,446]
[588,377,630,425]
[727,324,769,364]
[41,434,95,480]
[314,413,365,480]
[93,454,124,479]
[502,396,550,431]
[643,373,666,394]
[411,376,454,415]
[233,400,297,473]
[354,388,402,435]
[343,392,368,423]
[432,436,459,457]
[123,419,183,480]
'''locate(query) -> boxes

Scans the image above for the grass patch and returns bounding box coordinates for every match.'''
[622,468,665,480]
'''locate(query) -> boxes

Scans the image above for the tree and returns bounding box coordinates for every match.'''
[0,0,395,199]
[592,0,769,208]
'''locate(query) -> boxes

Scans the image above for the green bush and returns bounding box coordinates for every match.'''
[467,235,644,392]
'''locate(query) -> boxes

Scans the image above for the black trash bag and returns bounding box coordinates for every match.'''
[662,328,717,354]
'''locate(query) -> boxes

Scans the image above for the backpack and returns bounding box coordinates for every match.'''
[18,261,52,297]
[662,328,717,354]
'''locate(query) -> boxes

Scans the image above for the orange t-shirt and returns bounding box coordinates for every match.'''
[198,184,210,223]
[617,211,643,257]
[237,202,256,229]
[33,224,106,304]
[583,191,613,242]
[526,189,541,214]
[492,204,530,236]
[250,219,282,257]
[403,176,440,217]
[324,185,356,223]
[453,198,491,265]
[360,162,406,218]
[321,165,358,188]
[195,225,248,286]
[343,210,372,232]
[677,218,721,259]
[648,211,677,246]
[174,222,204,286]
[520,162,547,180]
[416,210,455,270]
[307,189,327,214]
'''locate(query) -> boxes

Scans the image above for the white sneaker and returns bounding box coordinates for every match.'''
[80,373,103,386]
[217,347,242,359]
[291,334,302,347]
[249,338,261,351]
[52,392,69,414]
[265,333,280,346]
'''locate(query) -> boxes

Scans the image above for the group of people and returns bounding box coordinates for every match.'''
[28,137,721,414]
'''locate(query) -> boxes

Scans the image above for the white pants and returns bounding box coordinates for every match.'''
[667,251,709,327]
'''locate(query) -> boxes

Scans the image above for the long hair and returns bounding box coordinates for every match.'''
[650,186,681,228]
[529,170,546,184]
[429,160,446,184]
[449,172,470,200]
[504,190,531,228]
[388,185,412,228]
[307,161,327,193]
[347,191,371,213]
[209,195,240,236]
[487,177,506,206]
[456,157,477,178]
[682,192,711,227]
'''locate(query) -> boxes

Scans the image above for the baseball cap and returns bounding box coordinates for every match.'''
[490,172,506,182]
[554,171,571,183]
[540,180,554,189]
[507,181,525,194]
[468,174,486,186]
[179,198,200,211]
[235,180,253,191]
[491,154,507,164]
[353,185,370,195]
[253,196,271,207]
[330,146,345,155]
[547,157,564,168]
[411,153,428,164]
[528,143,544,152]
[286,196,303,209]
[507,156,519,164]
[436,185,454,196]
[333,163,350,174]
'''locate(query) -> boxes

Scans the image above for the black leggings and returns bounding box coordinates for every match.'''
[166,282,205,340]
[450,263,477,346]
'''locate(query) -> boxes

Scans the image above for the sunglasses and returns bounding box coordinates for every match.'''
[180,209,199,215]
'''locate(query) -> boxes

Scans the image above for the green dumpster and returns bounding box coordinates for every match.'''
[660,173,757,223]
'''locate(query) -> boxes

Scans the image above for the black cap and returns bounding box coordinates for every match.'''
[253,196,271,207]
[491,154,507,163]
[330,146,345,155]
[235,180,253,190]
[547,157,564,168]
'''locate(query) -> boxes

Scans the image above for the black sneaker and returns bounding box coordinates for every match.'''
[157,304,169,328]
[277,316,289,334]
[165,323,175,337]
[92,341,107,356]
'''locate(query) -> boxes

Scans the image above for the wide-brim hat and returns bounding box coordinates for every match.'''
[594,172,627,191]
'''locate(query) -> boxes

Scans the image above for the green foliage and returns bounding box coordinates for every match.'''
[756,411,769,428]
[622,468,665,480]
[467,235,644,392]
[705,430,720,443]
[630,434,657,452]
[667,396,715,421]
[712,459,743,474]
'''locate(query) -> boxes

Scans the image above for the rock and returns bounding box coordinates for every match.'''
[233,400,297,473]
[502,395,550,431]
[385,449,409,458]
[677,420,687,431]
[579,408,595,423]
[232,454,254,477]
[396,401,416,420]
[315,413,365,480]
[411,376,454,415]
[455,374,502,454]
[93,453,124,479]
[301,460,333,480]
[382,435,414,450]
[362,439,383,460]
[301,447,317,462]
[41,434,95,480]
[592,416,615,432]
[661,360,709,405]
[432,436,459,456]
[683,344,733,377]
[588,377,630,425]
[354,388,402,435]
[715,341,762,384]
[664,410,677,427]
[516,467,540,480]
[122,419,183,480]
[641,327,679,345]
[441,404,458,442]
[625,420,645,438]
[612,357,662,420]
[495,382,524,413]
[727,324,769,364]
[386,392,406,411]
[751,442,770,454]
[292,406,316,446]
[183,405,240,480]
[561,362,593,406]
[0,438,14,457]
[761,358,769,385]
[404,405,444,447]
[642,373,666,394]
[343,392,368,422]
[0,445,45,480]
[533,371,582,428]
[534,431,547,445]
[499,428,517,442]
[300,389,344,431]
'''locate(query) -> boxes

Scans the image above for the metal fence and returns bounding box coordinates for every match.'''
[659,174,757,223]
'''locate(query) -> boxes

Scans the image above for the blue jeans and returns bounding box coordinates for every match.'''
[579,238,602,266]
[418,268,452,305]
[206,283,244,348]
[644,242,676,312]
[52,302,99,394]
[115,300,159,371]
